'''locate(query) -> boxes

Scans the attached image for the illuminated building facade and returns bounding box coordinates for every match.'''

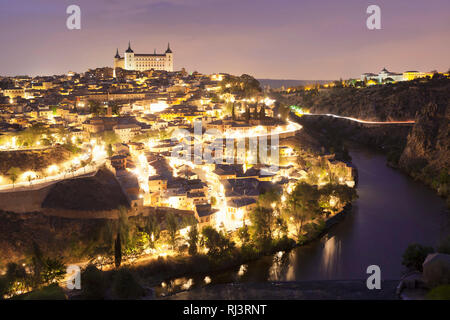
[114,42,174,72]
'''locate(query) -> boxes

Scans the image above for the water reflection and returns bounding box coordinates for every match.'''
[319,235,342,279]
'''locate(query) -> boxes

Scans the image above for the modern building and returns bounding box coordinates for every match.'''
[114,42,174,72]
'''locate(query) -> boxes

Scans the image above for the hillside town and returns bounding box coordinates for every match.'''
[0,63,356,232]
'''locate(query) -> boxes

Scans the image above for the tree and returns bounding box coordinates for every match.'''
[107,144,113,157]
[88,100,102,116]
[145,215,160,247]
[101,131,119,146]
[237,224,250,245]
[166,213,179,249]
[200,226,234,257]
[258,188,281,209]
[109,101,121,116]
[41,257,66,285]
[7,167,21,188]
[3,263,28,297]
[210,196,217,206]
[249,206,275,248]
[402,243,434,272]
[187,226,199,256]
[114,232,122,268]
[283,183,320,242]
[80,160,88,174]
[231,104,236,121]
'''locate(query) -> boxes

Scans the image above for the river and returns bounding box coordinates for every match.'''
[157,147,449,296]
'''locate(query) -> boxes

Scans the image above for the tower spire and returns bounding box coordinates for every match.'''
[115,48,120,58]
[165,42,172,54]
[126,41,134,53]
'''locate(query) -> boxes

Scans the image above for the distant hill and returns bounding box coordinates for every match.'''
[257,79,332,89]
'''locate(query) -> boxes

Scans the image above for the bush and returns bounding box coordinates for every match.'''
[426,285,450,300]
[402,243,434,272]
[23,284,66,300]
[81,265,107,300]
[111,268,144,300]
[272,236,296,252]
[0,276,10,299]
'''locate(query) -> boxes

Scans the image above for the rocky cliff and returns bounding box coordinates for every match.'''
[399,99,449,202]
[277,77,450,204]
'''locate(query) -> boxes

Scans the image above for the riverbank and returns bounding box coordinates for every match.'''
[124,205,353,298]
[163,280,399,300]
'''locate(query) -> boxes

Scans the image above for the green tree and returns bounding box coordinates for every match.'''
[7,167,21,188]
[402,243,434,272]
[283,183,320,242]
[237,224,250,245]
[258,188,281,209]
[88,100,102,116]
[145,215,161,248]
[187,226,199,256]
[40,257,66,285]
[166,213,179,249]
[114,232,122,269]
[107,144,113,157]
[249,206,275,249]
[101,131,119,146]
[201,226,234,257]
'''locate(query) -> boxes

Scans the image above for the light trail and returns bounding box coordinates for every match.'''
[300,112,415,125]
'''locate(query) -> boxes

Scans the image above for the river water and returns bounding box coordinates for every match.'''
[157,147,449,295]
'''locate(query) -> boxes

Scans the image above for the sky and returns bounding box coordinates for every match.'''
[0,0,449,79]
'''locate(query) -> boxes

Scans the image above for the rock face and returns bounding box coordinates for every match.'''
[399,99,449,201]
[423,253,450,288]
[278,77,450,122]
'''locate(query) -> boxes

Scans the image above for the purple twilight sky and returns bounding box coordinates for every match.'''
[0,0,449,79]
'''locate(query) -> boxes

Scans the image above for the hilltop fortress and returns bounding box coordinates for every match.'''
[114,41,173,72]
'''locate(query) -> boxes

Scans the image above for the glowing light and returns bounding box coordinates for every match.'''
[237,264,247,277]
[47,165,59,175]
[149,101,169,113]
[21,171,37,181]
[204,276,211,284]
[263,97,275,106]
[181,279,194,290]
